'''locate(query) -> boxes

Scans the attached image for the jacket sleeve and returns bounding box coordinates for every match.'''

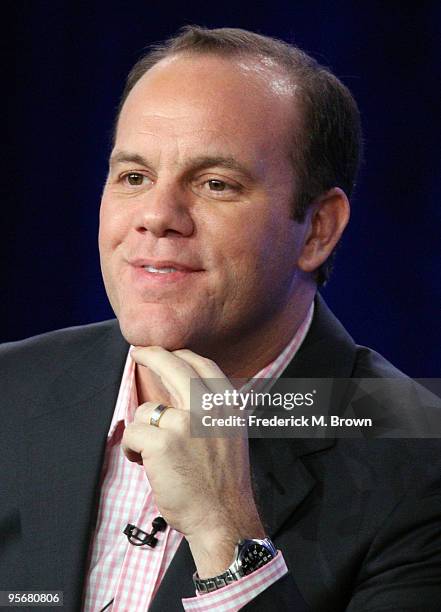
[182,553,310,611]
[345,471,441,612]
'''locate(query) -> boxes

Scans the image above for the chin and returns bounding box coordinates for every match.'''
[117,311,190,351]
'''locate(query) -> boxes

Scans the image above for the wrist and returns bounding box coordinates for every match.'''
[192,537,278,593]
[187,527,241,578]
[187,519,265,578]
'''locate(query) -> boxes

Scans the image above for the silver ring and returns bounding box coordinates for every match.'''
[150,404,172,428]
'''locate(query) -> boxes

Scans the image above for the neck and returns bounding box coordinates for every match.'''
[207,289,314,378]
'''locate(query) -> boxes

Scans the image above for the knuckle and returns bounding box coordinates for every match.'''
[134,401,155,417]
[122,422,140,441]
[120,427,130,448]
[173,348,193,357]
[155,430,174,453]
[174,409,188,429]
[122,422,134,436]
[146,345,165,354]
[201,356,217,368]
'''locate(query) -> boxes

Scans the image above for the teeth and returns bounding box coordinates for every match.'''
[144,265,178,274]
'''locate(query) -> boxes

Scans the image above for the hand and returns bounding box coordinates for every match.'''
[122,346,265,577]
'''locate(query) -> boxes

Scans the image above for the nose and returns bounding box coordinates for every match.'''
[134,180,194,238]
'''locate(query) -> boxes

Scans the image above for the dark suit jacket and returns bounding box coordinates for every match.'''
[1,295,440,611]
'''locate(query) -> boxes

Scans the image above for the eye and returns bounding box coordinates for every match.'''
[197,177,242,199]
[207,179,227,192]
[122,172,149,187]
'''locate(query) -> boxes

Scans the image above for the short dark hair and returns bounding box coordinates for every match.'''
[115,26,363,285]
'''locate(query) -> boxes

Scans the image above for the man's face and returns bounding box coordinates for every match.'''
[99,53,311,362]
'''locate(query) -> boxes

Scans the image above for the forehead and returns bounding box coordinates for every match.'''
[115,54,299,164]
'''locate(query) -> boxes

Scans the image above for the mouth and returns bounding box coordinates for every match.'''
[143,265,181,274]
[128,259,204,285]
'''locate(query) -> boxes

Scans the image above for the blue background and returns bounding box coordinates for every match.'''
[3,1,440,376]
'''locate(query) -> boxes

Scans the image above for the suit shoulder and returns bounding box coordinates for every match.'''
[353,345,407,378]
[0,319,120,378]
[349,344,441,440]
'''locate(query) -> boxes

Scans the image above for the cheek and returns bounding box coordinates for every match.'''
[231,212,291,262]
[233,215,299,291]
[98,198,128,252]
[98,202,127,299]
[207,215,272,292]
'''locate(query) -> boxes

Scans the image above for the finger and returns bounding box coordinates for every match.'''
[121,421,171,460]
[121,422,153,462]
[132,401,181,429]
[172,350,225,378]
[131,346,207,408]
[172,349,235,394]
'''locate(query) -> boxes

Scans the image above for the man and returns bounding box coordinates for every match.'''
[1,26,440,612]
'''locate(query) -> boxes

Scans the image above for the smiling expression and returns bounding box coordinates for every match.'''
[99,53,314,373]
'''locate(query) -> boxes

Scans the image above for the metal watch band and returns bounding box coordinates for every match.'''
[193,537,277,593]
[193,568,240,593]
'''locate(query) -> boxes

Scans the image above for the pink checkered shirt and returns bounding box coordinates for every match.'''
[82,303,314,611]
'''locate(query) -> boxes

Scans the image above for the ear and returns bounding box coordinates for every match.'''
[297,187,350,273]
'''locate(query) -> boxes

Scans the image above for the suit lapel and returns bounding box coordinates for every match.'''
[149,540,197,611]
[250,295,356,534]
[282,293,356,380]
[21,322,128,610]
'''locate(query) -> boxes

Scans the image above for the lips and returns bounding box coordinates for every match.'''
[127,258,204,286]
[129,258,202,273]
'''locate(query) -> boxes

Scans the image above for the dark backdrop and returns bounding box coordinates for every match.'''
[3,1,440,376]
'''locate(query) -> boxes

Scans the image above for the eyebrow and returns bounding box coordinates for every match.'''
[109,152,150,167]
[109,151,256,180]
[187,155,254,179]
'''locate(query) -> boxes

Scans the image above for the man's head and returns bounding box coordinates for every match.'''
[115,26,362,285]
[98,26,361,374]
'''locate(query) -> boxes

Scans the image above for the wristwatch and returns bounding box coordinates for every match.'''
[193,537,278,593]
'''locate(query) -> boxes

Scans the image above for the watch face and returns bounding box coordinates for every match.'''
[240,541,274,575]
